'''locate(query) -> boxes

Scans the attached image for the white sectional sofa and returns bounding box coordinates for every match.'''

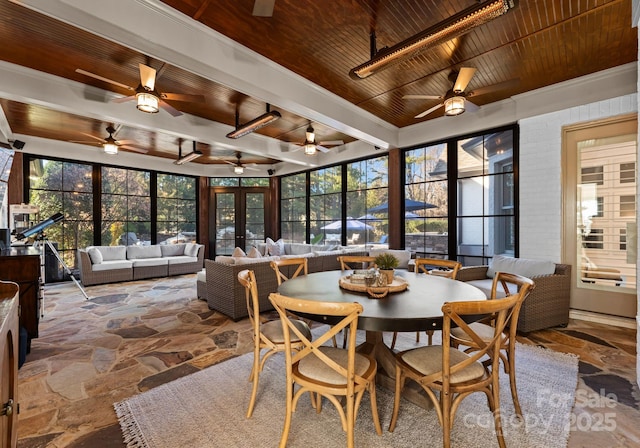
[78,243,204,286]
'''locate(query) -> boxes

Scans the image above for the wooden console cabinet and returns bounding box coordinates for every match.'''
[0,247,41,352]
[0,281,19,447]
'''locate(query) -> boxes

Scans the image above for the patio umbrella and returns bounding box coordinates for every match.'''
[405,212,421,218]
[321,218,373,231]
[357,214,380,221]
[369,199,436,214]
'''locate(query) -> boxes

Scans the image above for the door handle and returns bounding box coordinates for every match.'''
[1,399,14,416]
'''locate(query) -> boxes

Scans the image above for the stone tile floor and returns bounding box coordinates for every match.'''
[16,275,640,447]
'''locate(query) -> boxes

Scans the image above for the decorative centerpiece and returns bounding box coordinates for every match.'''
[374,253,399,284]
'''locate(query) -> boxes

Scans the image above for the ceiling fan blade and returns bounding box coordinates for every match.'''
[159,100,183,117]
[112,95,136,104]
[402,94,442,100]
[246,165,261,171]
[69,140,100,146]
[120,145,148,154]
[453,67,477,93]
[75,69,135,91]
[465,100,480,113]
[76,132,106,142]
[253,0,275,17]
[161,93,206,103]
[316,145,330,153]
[415,103,443,119]
[139,63,156,91]
[467,78,520,97]
[318,140,344,146]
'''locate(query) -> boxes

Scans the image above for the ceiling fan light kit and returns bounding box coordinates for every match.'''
[304,143,316,155]
[226,105,281,139]
[234,165,244,174]
[136,91,160,113]
[444,96,466,116]
[349,0,515,79]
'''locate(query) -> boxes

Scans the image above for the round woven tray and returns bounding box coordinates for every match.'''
[339,276,408,298]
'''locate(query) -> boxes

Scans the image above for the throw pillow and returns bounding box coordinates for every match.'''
[247,246,262,258]
[232,247,247,257]
[266,237,285,256]
[87,247,103,264]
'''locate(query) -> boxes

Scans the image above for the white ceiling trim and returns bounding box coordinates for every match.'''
[11,0,397,149]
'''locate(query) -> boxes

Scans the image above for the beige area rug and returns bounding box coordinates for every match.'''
[115,329,579,448]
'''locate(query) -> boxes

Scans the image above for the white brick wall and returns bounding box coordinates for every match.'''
[519,94,637,262]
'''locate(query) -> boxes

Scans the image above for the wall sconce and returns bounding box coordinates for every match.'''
[349,0,515,79]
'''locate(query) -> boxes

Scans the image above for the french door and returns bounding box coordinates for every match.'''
[210,187,268,256]
[562,114,637,317]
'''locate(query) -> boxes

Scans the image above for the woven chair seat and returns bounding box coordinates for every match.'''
[297,347,373,385]
[399,345,485,384]
[261,319,311,344]
[450,322,508,343]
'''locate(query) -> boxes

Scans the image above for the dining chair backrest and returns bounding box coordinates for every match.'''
[270,257,309,285]
[338,255,376,271]
[238,269,260,332]
[414,257,461,279]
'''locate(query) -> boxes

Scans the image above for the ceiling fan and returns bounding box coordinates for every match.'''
[291,125,344,155]
[223,152,260,174]
[76,62,205,117]
[252,0,275,17]
[403,68,518,119]
[69,125,147,155]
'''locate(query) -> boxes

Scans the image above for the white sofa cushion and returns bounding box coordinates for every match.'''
[214,256,236,265]
[160,243,186,257]
[167,256,198,265]
[90,245,127,261]
[369,249,412,269]
[465,278,519,299]
[486,255,556,278]
[234,255,280,265]
[196,269,206,282]
[185,243,200,257]
[127,245,162,260]
[87,247,103,264]
[131,258,168,267]
[92,260,133,271]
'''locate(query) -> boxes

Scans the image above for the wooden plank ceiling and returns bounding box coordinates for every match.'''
[0,0,636,167]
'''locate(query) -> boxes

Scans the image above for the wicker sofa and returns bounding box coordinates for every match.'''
[78,243,204,286]
[204,247,368,320]
[456,255,571,333]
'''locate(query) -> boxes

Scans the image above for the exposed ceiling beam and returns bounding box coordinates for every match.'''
[12,0,397,150]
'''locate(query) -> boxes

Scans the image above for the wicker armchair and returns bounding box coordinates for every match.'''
[456,263,571,333]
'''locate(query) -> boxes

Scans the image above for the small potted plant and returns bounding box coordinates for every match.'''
[374,253,399,284]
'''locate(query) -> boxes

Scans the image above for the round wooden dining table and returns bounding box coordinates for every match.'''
[277,269,485,406]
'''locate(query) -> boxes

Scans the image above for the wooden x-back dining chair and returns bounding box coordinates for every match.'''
[269,292,382,448]
[237,269,312,418]
[389,291,527,448]
[338,255,376,271]
[450,271,535,417]
[270,257,309,286]
[390,257,462,350]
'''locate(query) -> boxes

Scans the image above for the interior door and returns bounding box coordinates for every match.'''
[210,188,268,256]
[562,114,637,317]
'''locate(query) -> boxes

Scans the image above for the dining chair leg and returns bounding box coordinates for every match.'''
[390,332,398,350]
[492,375,507,448]
[368,381,383,435]
[388,364,405,432]
[426,330,434,345]
[507,344,523,417]
[246,348,261,418]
